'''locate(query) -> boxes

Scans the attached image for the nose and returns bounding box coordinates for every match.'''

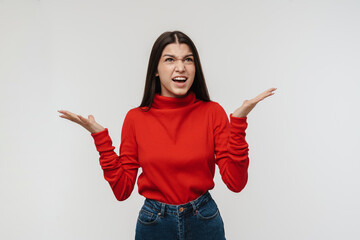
[175,59,185,72]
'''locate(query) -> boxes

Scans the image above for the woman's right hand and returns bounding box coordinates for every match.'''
[58,110,105,134]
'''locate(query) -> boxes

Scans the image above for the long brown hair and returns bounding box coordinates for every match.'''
[139,31,210,111]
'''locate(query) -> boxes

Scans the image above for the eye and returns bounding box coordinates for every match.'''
[165,58,174,62]
[185,58,194,62]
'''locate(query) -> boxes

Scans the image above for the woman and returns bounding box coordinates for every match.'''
[58,31,276,240]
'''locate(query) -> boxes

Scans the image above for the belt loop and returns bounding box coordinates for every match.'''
[190,200,197,212]
[160,203,165,216]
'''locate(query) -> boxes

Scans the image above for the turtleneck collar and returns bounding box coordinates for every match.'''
[152,91,197,109]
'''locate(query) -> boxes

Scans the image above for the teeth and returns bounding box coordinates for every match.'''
[173,77,187,81]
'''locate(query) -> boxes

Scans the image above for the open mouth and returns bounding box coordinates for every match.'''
[172,77,187,82]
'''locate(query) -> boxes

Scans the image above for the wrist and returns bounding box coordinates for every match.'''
[232,115,247,118]
[90,127,105,134]
[233,107,249,118]
[232,113,247,118]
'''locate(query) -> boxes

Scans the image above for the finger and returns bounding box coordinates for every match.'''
[267,88,277,94]
[255,90,275,101]
[78,114,88,122]
[58,110,70,117]
[58,110,74,115]
[59,110,77,118]
[58,112,73,120]
[264,88,277,95]
[261,92,274,99]
[59,110,82,123]
[88,115,95,122]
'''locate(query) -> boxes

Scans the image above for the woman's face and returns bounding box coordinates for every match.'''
[155,43,195,98]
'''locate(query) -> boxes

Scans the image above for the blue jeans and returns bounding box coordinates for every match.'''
[135,191,226,240]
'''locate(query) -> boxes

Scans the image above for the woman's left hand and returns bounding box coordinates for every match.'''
[232,88,277,118]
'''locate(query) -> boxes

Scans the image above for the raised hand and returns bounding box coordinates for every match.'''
[58,110,105,134]
[232,88,277,118]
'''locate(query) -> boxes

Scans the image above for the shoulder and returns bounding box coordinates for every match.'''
[204,100,226,115]
[122,107,142,126]
[121,107,149,133]
[199,100,228,125]
[125,107,146,117]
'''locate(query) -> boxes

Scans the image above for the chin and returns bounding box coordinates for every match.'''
[171,89,190,97]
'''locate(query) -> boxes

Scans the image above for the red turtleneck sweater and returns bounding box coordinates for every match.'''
[91,91,249,204]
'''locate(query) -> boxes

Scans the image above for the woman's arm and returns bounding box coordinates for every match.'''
[214,88,276,192]
[213,105,250,192]
[91,113,139,201]
[58,110,139,201]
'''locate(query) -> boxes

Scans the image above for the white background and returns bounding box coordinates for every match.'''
[1,0,359,239]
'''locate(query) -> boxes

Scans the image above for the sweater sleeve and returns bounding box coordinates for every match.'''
[91,110,139,201]
[213,103,249,193]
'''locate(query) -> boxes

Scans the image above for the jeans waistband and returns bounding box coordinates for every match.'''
[144,191,212,216]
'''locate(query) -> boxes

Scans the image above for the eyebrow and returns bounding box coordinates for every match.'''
[162,54,194,58]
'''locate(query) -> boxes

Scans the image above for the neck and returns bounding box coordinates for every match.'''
[152,91,196,109]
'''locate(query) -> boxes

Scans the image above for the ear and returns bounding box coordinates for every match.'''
[155,72,159,77]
